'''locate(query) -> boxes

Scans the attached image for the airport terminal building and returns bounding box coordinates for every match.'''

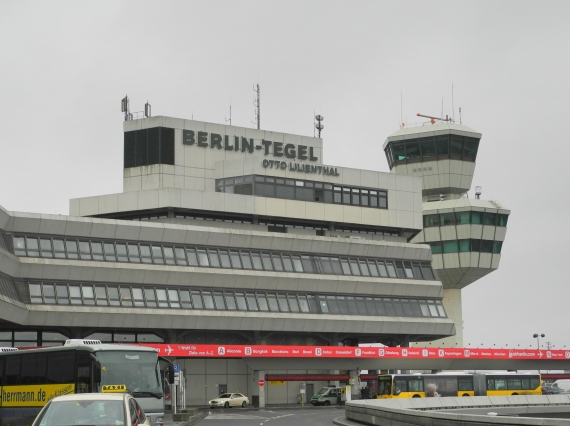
[0,114,508,404]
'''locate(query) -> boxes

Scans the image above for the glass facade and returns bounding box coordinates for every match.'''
[385,134,480,169]
[429,239,503,254]
[26,281,447,318]
[123,127,175,168]
[216,175,388,209]
[12,235,435,280]
[424,211,509,228]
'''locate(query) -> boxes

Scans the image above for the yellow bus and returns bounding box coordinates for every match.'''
[376,372,541,398]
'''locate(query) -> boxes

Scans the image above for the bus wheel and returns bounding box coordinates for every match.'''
[412,395,421,398]
[224,402,229,408]
[325,401,331,406]
[512,393,518,396]
[462,394,470,397]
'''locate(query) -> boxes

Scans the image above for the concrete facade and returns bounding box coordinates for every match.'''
[0,116,465,405]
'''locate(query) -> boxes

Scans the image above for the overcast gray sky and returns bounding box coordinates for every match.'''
[1,1,569,350]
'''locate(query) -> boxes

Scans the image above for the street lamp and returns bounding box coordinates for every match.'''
[533,333,545,349]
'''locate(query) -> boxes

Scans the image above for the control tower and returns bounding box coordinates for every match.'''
[383,116,510,347]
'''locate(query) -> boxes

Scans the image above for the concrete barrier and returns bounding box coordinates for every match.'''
[342,395,570,425]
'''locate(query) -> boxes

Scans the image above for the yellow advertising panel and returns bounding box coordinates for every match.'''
[269,381,286,386]
[0,384,75,407]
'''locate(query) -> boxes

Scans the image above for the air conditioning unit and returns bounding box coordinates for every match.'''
[64,339,102,346]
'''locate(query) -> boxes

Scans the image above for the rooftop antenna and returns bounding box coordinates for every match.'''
[253,83,260,129]
[459,107,462,124]
[225,98,232,126]
[315,114,324,138]
[416,113,451,125]
[400,90,404,127]
[144,101,151,118]
[452,83,455,121]
[441,98,444,119]
[121,95,132,121]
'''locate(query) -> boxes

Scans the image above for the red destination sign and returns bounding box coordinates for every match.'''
[137,344,570,360]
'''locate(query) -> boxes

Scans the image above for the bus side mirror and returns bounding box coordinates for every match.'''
[94,362,102,383]
[168,367,175,384]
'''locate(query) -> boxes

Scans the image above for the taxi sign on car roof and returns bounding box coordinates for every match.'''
[102,384,127,392]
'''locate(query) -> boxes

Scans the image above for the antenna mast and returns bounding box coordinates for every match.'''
[416,113,451,124]
[225,98,232,126]
[253,83,260,129]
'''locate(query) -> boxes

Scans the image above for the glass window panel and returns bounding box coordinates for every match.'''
[421,264,434,280]
[402,301,412,317]
[230,251,242,268]
[325,295,339,314]
[107,287,120,306]
[320,257,333,274]
[333,190,342,203]
[428,302,439,316]
[81,285,94,305]
[271,254,284,271]
[291,256,304,272]
[440,213,455,226]
[497,214,509,227]
[103,243,116,262]
[342,189,351,204]
[443,240,459,253]
[91,242,104,260]
[456,211,471,225]
[471,211,482,224]
[365,260,379,277]
[436,135,449,155]
[358,260,370,276]
[235,292,247,310]
[163,247,175,265]
[459,239,471,252]
[115,243,128,262]
[30,283,43,303]
[206,249,219,267]
[168,290,180,308]
[424,214,439,228]
[240,252,253,269]
[393,299,404,316]
[349,259,361,275]
[340,258,351,275]
[298,295,310,312]
[392,142,406,161]
[26,237,40,256]
[483,212,497,226]
[436,302,446,317]
[463,137,479,158]
[40,238,53,258]
[301,255,314,272]
[180,290,192,308]
[174,247,188,265]
[406,141,420,159]
[151,246,164,264]
[352,190,360,205]
[213,291,225,309]
[186,248,198,266]
[257,294,269,311]
[94,286,108,306]
[255,183,275,197]
[144,288,157,307]
[318,297,329,313]
[396,261,407,277]
[345,296,358,314]
[251,252,263,270]
[288,295,300,312]
[132,288,145,307]
[69,285,82,305]
[364,297,377,315]
[370,195,378,207]
[275,185,295,199]
[41,283,55,303]
[261,253,273,270]
[120,287,133,306]
[65,240,78,259]
[278,294,290,312]
[224,292,236,310]
[404,262,414,278]
[139,245,152,264]
[450,135,464,155]
[383,298,396,316]
[156,289,169,307]
[56,284,69,304]
[481,240,493,253]
[421,137,436,157]
[282,255,294,271]
[53,239,66,258]
[430,242,443,254]
[77,241,91,259]
[329,257,343,274]
[267,294,279,311]
[197,249,210,266]
[492,241,503,253]
[246,293,258,310]
[191,291,203,309]
[13,236,26,256]
[412,263,423,279]
[376,261,388,277]
[127,244,141,263]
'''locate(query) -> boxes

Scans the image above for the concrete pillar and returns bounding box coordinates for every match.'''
[349,370,360,399]
[252,370,266,408]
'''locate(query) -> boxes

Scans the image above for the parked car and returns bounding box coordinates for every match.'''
[209,393,249,408]
[32,393,149,426]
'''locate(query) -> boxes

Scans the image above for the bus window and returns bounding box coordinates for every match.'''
[408,378,423,392]
[48,352,76,384]
[394,379,407,393]
[22,353,48,384]
[6,355,22,384]
[508,378,522,389]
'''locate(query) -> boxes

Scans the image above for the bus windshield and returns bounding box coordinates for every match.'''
[96,350,162,397]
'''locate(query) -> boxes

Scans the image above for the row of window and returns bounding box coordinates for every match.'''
[429,239,503,254]
[27,282,447,318]
[0,351,77,385]
[385,134,480,169]
[424,211,508,228]
[13,236,435,280]
[216,175,388,209]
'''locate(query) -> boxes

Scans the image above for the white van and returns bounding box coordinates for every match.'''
[552,380,570,392]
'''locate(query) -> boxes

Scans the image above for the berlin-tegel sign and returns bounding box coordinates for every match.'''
[138,344,570,360]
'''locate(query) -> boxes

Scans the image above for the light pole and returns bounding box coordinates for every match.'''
[533,333,545,349]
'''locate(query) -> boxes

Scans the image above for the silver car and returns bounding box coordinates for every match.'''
[209,392,249,408]
[33,393,150,426]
